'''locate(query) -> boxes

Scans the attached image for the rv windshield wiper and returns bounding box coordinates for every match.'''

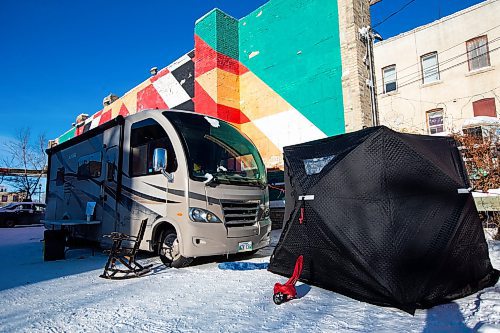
[214,172,266,188]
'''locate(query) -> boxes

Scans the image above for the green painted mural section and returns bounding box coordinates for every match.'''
[58,127,76,144]
[195,10,218,50]
[239,0,345,136]
[195,9,239,60]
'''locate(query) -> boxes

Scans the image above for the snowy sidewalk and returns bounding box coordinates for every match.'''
[0,226,499,332]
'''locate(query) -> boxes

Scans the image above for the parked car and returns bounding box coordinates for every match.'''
[0,202,46,227]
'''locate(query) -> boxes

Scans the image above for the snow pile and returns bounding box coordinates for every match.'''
[0,226,499,332]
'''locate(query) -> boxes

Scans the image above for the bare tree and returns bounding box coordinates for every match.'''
[1,129,47,201]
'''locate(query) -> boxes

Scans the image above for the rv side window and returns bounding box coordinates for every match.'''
[77,152,102,179]
[130,119,177,177]
[56,167,65,186]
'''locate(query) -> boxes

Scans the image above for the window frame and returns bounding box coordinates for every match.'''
[421,52,440,84]
[426,108,445,135]
[129,119,177,178]
[466,35,491,72]
[382,65,397,93]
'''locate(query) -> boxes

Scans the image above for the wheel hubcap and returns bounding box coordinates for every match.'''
[161,234,180,261]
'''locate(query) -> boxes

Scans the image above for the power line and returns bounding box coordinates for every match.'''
[375,23,500,88]
[378,86,500,134]
[388,85,500,105]
[392,39,500,90]
[373,0,419,28]
[395,45,500,90]
[376,35,500,92]
[377,34,500,90]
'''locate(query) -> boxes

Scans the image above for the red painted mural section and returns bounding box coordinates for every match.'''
[194,35,247,76]
[75,124,85,136]
[93,109,103,118]
[193,81,218,118]
[118,103,129,117]
[150,68,170,83]
[137,84,169,111]
[194,35,218,77]
[193,34,253,125]
[217,104,250,124]
[98,109,112,125]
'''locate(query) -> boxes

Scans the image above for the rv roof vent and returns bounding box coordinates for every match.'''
[103,93,119,107]
[75,113,89,124]
[48,139,58,148]
[150,67,158,76]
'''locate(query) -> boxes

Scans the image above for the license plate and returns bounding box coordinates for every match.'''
[238,241,253,252]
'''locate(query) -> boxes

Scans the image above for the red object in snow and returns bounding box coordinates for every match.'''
[273,255,304,304]
[299,207,305,224]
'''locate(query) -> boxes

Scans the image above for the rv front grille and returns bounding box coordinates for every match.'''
[221,200,260,227]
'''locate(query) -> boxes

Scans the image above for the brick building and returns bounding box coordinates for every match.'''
[0,186,26,206]
[55,0,374,170]
[374,0,499,135]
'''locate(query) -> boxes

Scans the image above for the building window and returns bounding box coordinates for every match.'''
[463,126,483,140]
[1,195,7,202]
[421,52,440,84]
[427,109,444,134]
[473,98,497,117]
[382,65,397,93]
[466,36,490,71]
[12,195,19,202]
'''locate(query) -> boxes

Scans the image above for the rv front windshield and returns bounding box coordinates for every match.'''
[164,112,266,186]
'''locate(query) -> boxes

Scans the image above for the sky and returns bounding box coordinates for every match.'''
[0,0,486,145]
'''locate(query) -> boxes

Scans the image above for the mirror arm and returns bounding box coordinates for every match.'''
[161,168,174,182]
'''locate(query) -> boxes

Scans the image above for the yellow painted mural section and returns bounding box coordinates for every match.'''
[239,121,283,168]
[196,68,240,110]
[239,71,293,121]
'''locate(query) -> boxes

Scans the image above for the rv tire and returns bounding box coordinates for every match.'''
[158,228,193,268]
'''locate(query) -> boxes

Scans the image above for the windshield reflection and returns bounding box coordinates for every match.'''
[164,112,266,186]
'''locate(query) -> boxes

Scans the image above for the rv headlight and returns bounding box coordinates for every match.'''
[189,208,222,223]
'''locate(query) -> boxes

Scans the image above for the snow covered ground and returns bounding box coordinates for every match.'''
[0,226,499,333]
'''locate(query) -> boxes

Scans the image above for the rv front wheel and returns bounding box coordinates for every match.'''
[158,229,193,268]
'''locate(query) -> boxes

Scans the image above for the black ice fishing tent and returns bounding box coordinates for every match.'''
[268,126,499,314]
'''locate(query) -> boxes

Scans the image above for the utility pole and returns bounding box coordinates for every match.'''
[359,26,383,127]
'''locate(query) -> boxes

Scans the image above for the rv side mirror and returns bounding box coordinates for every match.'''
[153,148,168,172]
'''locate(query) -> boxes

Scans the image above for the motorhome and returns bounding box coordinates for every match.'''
[44,110,272,267]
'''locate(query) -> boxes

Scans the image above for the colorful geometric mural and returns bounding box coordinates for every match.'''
[57,51,195,143]
[193,0,345,168]
[56,0,347,169]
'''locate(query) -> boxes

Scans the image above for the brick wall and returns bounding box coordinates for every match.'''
[57,0,373,168]
[338,0,373,132]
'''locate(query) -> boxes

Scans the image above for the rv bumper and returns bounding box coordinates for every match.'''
[183,218,272,258]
